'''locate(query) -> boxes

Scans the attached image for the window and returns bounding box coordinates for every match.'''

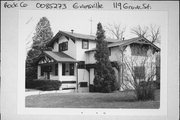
[82,40,89,49]
[59,42,68,52]
[70,63,75,75]
[80,82,88,87]
[41,66,44,76]
[55,64,58,75]
[134,66,145,79]
[62,63,75,76]
[41,66,52,76]
[131,44,148,56]
[77,61,85,69]
[62,63,66,75]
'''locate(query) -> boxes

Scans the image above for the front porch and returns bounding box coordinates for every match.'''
[37,51,78,90]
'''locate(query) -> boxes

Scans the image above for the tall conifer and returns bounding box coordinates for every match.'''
[26,17,53,85]
[94,23,117,93]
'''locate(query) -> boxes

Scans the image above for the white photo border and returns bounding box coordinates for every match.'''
[1,1,179,120]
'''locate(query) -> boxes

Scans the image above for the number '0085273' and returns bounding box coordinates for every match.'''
[36,3,67,9]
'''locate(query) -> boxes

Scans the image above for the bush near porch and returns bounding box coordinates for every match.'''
[26,79,61,91]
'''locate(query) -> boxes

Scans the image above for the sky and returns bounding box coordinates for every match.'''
[19,10,167,51]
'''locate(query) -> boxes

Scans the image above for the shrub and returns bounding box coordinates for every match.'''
[89,84,95,92]
[26,79,61,91]
[135,81,155,101]
[153,81,160,89]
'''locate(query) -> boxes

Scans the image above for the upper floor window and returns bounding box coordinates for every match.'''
[130,44,148,56]
[134,66,145,79]
[59,42,68,52]
[82,40,89,49]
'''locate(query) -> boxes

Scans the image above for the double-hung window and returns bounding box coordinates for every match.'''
[82,40,89,49]
[59,42,68,52]
[134,66,145,79]
[131,44,148,56]
[62,63,75,76]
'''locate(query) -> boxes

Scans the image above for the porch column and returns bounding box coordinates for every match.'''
[37,65,41,79]
[75,63,78,92]
[58,63,62,81]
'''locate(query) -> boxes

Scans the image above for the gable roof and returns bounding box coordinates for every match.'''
[38,51,78,63]
[85,37,160,53]
[47,30,119,47]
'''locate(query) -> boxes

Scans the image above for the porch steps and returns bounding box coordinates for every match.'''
[62,87,76,90]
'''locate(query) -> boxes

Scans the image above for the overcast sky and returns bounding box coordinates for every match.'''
[19,10,167,51]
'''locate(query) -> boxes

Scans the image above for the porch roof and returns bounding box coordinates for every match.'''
[42,51,78,63]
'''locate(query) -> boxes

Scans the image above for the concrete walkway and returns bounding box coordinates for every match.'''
[25,89,75,97]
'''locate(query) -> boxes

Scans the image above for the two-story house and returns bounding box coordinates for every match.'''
[36,30,160,92]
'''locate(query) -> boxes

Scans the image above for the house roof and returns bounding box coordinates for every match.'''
[47,30,118,47]
[85,37,160,53]
[39,51,78,63]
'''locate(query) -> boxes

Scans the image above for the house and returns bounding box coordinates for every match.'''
[36,30,160,92]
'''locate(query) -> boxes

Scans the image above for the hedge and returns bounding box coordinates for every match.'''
[26,79,61,91]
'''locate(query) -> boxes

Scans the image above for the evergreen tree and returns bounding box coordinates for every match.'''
[32,17,53,51]
[93,23,117,93]
[26,17,53,86]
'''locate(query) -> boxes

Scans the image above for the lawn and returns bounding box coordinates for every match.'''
[26,90,160,108]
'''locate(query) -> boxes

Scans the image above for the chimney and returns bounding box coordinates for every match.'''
[71,29,74,34]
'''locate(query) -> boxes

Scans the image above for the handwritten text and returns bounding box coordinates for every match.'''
[113,2,152,10]
[4,2,28,8]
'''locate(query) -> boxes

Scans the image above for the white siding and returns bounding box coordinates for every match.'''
[78,69,89,92]
[76,39,96,61]
[52,36,76,59]
[109,47,122,62]
[89,68,95,84]
[37,65,41,79]
[86,51,96,64]
[53,42,58,52]
[86,45,156,66]
[52,36,96,61]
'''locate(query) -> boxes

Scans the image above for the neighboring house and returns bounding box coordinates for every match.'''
[36,30,160,92]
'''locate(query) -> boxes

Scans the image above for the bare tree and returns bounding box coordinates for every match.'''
[149,24,160,44]
[114,44,158,100]
[122,53,157,100]
[131,25,149,38]
[105,23,126,40]
[131,25,160,44]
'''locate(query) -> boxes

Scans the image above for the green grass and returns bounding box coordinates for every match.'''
[26,90,160,108]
